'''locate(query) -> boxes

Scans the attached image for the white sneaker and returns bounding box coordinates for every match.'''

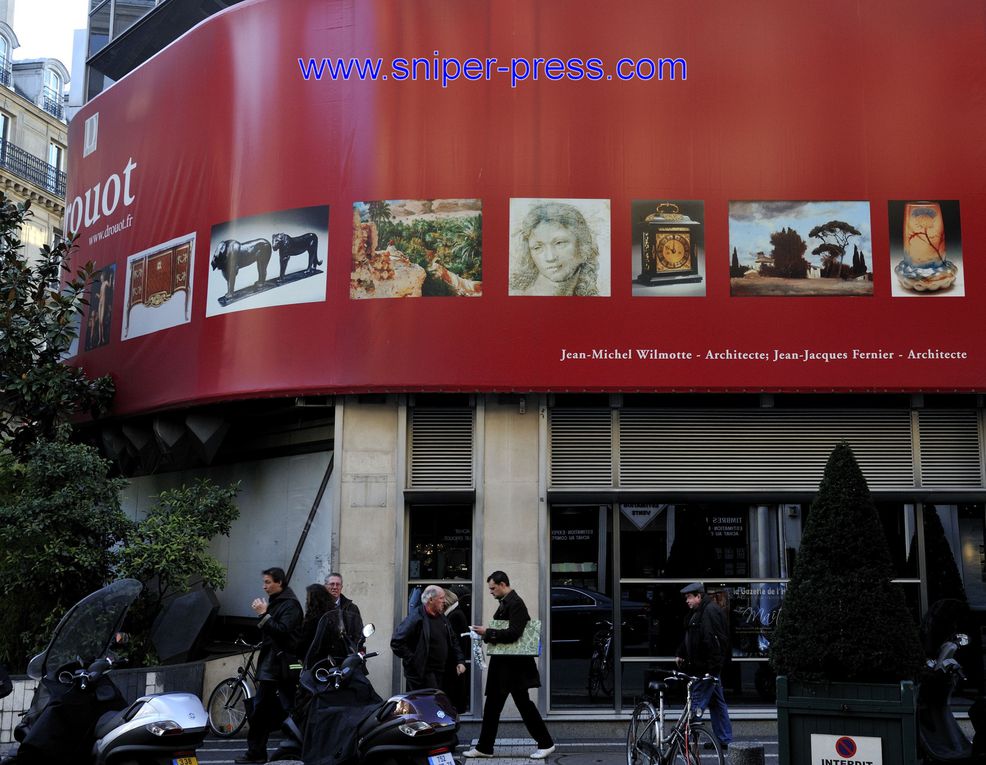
[530,746,556,759]
[462,749,493,758]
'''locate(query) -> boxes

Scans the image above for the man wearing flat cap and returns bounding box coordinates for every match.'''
[676,582,733,752]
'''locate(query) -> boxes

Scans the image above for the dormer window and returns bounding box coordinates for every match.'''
[0,35,10,88]
[43,68,62,100]
[42,68,64,120]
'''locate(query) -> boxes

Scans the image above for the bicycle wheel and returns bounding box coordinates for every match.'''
[207,677,250,737]
[669,726,723,765]
[626,701,658,765]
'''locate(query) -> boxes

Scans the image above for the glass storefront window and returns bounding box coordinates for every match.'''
[405,505,473,711]
[549,505,613,708]
[407,505,471,582]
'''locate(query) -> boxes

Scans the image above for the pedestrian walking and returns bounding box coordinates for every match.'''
[464,571,555,760]
[235,567,303,764]
[443,588,471,713]
[675,582,733,753]
[325,572,364,645]
[391,584,466,691]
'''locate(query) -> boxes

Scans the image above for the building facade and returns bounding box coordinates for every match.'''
[0,4,68,262]
[70,0,986,720]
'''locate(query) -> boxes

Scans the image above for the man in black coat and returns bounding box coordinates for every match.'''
[464,571,555,760]
[391,584,466,690]
[325,572,365,646]
[236,567,303,764]
[675,582,733,752]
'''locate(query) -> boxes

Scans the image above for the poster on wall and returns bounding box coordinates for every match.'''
[727,582,785,659]
[122,234,195,340]
[729,201,873,297]
[85,264,116,351]
[509,198,611,297]
[206,205,329,316]
[61,0,986,410]
[631,200,705,296]
[888,200,963,298]
[351,199,482,299]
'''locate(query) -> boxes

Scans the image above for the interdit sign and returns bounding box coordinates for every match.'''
[810,734,882,765]
[65,0,986,415]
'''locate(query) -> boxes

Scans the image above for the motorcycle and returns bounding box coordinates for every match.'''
[917,632,985,764]
[275,615,460,765]
[1,579,207,765]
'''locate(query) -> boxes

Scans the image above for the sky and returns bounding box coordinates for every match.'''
[12,0,88,70]
[728,201,874,269]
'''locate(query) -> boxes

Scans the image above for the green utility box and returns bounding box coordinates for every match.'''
[776,676,917,765]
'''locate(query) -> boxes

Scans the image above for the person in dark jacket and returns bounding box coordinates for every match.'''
[301,583,336,659]
[464,571,555,760]
[443,588,471,713]
[236,567,303,764]
[325,572,365,646]
[675,582,733,752]
[391,584,466,691]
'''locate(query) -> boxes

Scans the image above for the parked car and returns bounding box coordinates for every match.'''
[550,585,650,654]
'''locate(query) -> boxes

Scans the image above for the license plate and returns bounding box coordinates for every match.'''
[173,758,198,765]
[428,753,455,765]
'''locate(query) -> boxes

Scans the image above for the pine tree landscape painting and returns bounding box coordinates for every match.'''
[729,201,873,297]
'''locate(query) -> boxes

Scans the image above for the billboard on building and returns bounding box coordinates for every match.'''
[66,0,986,415]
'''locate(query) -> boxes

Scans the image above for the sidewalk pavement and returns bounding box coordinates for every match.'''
[193,730,780,764]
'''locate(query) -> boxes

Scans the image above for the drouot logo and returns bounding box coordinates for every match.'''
[65,158,138,236]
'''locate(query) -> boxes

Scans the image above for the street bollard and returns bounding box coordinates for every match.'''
[728,743,765,765]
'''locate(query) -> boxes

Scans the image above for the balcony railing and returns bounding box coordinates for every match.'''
[41,87,64,120]
[0,139,67,197]
[0,60,10,88]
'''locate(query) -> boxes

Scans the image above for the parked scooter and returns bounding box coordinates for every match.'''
[917,632,985,764]
[276,614,459,765]
[0,579,207,765]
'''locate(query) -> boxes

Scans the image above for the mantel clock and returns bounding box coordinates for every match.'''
[637,203,703,286]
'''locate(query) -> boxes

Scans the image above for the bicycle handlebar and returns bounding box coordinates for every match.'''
[663,671,718,685]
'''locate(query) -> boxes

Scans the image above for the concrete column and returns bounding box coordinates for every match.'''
[337,397,400,696]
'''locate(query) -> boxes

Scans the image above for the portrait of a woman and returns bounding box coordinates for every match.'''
[509,199,610,296]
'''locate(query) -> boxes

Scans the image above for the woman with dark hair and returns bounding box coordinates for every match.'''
[510,201,600,296]
[301,583,336,659]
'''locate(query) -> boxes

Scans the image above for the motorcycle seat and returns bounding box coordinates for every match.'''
[94,708,128,739]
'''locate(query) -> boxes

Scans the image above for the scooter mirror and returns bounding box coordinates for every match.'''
[363,623,375,638]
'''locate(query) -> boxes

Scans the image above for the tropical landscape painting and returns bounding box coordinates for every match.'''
[351,199,482,299]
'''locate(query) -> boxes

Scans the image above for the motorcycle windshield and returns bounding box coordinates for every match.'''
[27,579,142,680]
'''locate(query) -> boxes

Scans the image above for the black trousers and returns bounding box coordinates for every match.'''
[477,687,553,752]
[246,678,296,756]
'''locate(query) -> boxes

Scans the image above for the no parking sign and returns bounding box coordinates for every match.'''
[810,733,883,764]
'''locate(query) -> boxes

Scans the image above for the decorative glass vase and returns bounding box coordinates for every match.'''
[895,202,957,292]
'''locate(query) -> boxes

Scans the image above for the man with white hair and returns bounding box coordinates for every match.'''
[391,584,466,690]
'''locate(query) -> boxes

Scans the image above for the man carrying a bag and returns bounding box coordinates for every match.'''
[464,571,555,760]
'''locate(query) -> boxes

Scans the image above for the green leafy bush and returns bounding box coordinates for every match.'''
[0,197,114,454]
[117,479,240,664]
[0,440,130,669]
[770,441,924,683]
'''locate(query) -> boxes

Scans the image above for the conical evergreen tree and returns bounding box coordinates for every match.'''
[732,247,740,270]
[770,442,924,683]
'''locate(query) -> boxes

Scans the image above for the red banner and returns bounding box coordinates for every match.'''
[66,0,986,416]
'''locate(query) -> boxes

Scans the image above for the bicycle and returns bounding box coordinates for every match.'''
[626,671,725,765]
[206,638,260,737]
[587,619,615,699]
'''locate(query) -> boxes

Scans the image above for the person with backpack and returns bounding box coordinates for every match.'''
[675,582,733,753]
